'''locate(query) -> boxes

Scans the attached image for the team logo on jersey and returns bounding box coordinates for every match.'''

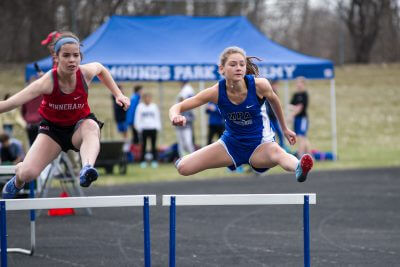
[227,112,253,126]
[48,102,85,111]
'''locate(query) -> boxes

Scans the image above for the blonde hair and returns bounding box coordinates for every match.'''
[219,46,261,76]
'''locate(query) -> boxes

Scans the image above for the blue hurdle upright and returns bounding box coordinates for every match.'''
[0,195,156,267]
[162,193,316,267]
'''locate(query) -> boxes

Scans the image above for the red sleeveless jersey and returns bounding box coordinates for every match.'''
[39,68,91,126]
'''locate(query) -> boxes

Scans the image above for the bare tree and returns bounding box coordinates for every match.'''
[1,0,399,64]
[338,0,389,63]
[371,0,400,62]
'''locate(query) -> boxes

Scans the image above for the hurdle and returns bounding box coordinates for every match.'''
[0,165,36,257]
[162,193,316,267]
[0,194,156,267]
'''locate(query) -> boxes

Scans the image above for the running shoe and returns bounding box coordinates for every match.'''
[2,176,24,199]
[295,154,314,182]
[79,165,98,187]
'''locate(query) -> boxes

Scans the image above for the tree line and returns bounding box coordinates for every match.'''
[0,0,399,64]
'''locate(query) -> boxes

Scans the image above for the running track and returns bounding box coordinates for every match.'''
[5,167,400,266]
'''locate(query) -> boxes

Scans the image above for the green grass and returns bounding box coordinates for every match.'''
[1,63,399,185]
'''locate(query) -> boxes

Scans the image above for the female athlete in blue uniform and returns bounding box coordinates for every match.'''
[169,46,313,182]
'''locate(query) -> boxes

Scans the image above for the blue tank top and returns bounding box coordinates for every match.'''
[217,75,275,142]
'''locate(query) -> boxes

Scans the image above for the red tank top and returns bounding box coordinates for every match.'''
[39,68,91,126]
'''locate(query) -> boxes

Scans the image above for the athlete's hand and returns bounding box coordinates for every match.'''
[115,94,130,111]
[284,129,297,145]
[171,115,186,126]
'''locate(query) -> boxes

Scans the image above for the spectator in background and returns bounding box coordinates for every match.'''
[178,81,195,100]
[0,133,25,165]
[126,85,143,145]
[265,80,286,150]
[22,75,44,145]
[0,93,26,137]
[112,84,128,141]
[290,76,311,157]
[175,96,195,158]
[41,31,61,67]
[134,92,161,168]
[206,102,224,145]
[178,81,196,144]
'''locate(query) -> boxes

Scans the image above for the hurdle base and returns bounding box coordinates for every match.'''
[7,247,34,256]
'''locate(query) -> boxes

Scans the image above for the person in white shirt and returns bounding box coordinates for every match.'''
[134,92,161,168]
[175,95,195,158]
[178,81,195,100]
[175,81,196,157]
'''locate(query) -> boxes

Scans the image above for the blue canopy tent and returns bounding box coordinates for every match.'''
[26,16,337,157]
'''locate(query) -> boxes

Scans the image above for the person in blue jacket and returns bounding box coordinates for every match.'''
[206,102,225,145]
[126,85,143,144]
[169,46,313,182]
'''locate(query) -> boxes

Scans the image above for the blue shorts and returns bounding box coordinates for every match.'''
[218,134,273,174]
[117,122,128,133]
[294,116,309,136]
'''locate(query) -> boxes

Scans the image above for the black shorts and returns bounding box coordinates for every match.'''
[38,113,104,152]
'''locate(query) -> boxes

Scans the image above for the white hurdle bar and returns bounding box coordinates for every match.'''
[0,195,156,267]
[162,194,316,267]
[0,166,36,258]
[0,166,15,175]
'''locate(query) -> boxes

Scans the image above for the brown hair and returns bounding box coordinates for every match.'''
[246,56,261,77]
[219,46,261,77]
[0,133,10,143]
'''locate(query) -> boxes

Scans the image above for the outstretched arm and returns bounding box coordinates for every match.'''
[255,78,296,145]
[169,84,218,126]
[0,72,52,114]
[80,62,130,110]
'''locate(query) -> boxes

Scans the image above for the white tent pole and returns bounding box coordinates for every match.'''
[199,81,206,147]
[284,80,289,118]
[330,79,338,159]
[158,82,164,145]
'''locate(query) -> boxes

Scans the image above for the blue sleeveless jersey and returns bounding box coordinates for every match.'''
[217,75,275,143]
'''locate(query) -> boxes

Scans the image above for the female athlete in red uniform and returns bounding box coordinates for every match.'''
[0,32,130,198]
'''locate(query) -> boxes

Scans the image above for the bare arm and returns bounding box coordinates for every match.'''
[290,103,303,117]
[0,72,52,113]
[169,83,218,126]
[255,78,296,145]
[80,62,130,110]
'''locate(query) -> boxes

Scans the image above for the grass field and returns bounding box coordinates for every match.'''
[0,63,399,184]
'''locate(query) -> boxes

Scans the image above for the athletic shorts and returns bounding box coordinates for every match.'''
[294,116,309,136]
[38,113,104,152]
[218,133,274,174]
[116,121,128,133]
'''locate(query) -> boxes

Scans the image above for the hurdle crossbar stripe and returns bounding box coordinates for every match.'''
[162,193,316,206]
[0,166,15,175]
[3,195,156,211]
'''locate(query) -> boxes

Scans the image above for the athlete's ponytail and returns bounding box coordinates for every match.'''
[246,56,262,77]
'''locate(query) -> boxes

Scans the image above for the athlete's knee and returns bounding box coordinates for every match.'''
[16,163,40,182]
[269,145,286,164]
[81,119,100,135]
